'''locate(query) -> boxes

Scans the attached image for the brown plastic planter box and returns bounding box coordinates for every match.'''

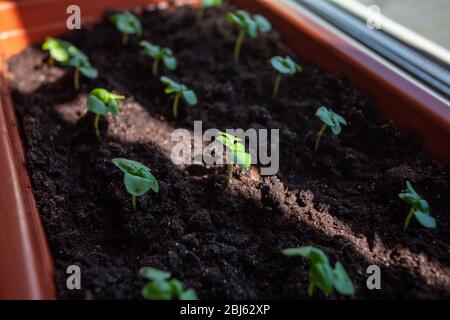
[0,0,449,300]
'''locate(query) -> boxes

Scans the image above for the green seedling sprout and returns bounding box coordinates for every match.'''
[282,246,355,297]
[226,10,272,63]
[42,38,98,90]
[314,106,347,152]
[110,12,142,45]
[160,76,198,118]
[196,0,222,24]
[270,55,302,98]
[140,41,177,76]
[41,37,69,66]
[112,158,159,210]
[139,267,198,300]
[86,88,125,137]
[399,181,436,231]
[216,131,252,182]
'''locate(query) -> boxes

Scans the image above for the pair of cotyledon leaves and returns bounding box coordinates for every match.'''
[110,11,142,36]
[226,10,272,38]
[216,132,252,170]
[140,41,177,71]
[270,56,302,75]
[139,267,198,300]
[399,181,436,228]
[112,158,159,198]
[315,106,347,135]
[160,76,198,106]
[42,38,98,79]
[283,246,355,296]
[87,88,125,116]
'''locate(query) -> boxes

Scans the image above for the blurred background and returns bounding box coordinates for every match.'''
[358,0,450,49]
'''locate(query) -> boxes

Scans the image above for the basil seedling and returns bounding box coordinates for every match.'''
[282,246,355,297]
[139,267,198,300]
[42,37,98,90]
[270,55,302,98]
[399,181,436,231]
[110,12,142,45]
[314,106,347,152]
[86,88,125,137]
[42,37,69,66]
[160,76,198,118]
[112,158,159,210]
[197,0,222,24]
[140,41,177,76]
[216,131,252,182]
[226,10,272,63]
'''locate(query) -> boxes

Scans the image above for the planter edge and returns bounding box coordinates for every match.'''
[0,69,56,299]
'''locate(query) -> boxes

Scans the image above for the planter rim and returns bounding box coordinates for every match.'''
[0,0,449,299]
[0,68,55,299]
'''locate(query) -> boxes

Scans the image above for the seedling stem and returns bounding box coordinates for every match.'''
[94,114,101,137]
[234,29,245,63]
[404,207,414,231]
[173,92,181,118]
[132,195,137,210]
[122,33,129,45]
[314,124,328,152]
[74,67,80,91]
[152,58,160,76]
[226,163,233,182]
[273,74,283,98]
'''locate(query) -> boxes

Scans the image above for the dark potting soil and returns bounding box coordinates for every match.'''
[5,3,450,299]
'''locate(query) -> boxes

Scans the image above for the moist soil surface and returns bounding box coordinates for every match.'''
[6,3,450,299]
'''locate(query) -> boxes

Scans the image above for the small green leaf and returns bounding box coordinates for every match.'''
[309,263,334,295]
[117,19,136,34]
[307,247,330,265]
[246,19,258,38]
[87,95,107,115]
[182,90,198,106]
[50,46,69,62]
[87,88,124,116]
[406,181,419,196]
[124,173,153,197]
[140,41,161,58]
[141,281,173,300]
[79,66,98,79]
[161,76,179,90]
[316,107,334,126]
[414,211,437,228]
[169,279,184,296]
[111,12,142,36]
[399,192,419,206]
[333,262,355,295]
[139,267,171,281]
[254,14,272,32]
[315,106,346,135]
[232,150,251,170]
[270,56,300,75]
[282,247,312,257]
[112,158,159,199]
[42,38,70,62]
[227,10,270,38]
[330,123,342,135]
[163,55,177,70]
[179,288,199,300]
